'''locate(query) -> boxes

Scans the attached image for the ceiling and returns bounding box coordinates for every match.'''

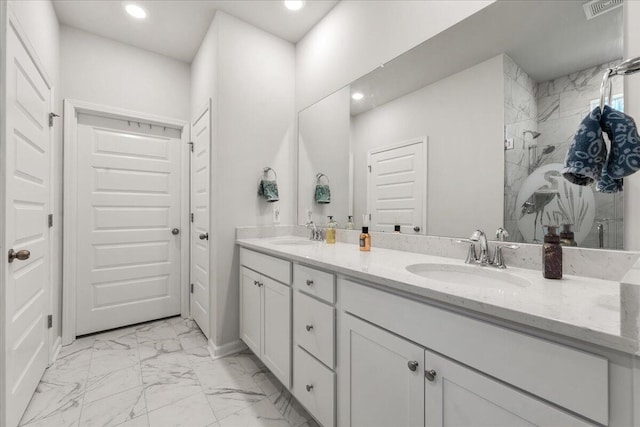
[52,0,339,63]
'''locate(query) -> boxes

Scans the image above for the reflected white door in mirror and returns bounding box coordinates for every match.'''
[367,137,427,234]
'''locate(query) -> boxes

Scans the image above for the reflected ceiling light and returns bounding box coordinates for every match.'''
[124,3,147,19]
[284,0,305,11]
[351,92,364,101]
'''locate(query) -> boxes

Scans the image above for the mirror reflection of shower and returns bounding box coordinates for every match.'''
[523,130,556,174]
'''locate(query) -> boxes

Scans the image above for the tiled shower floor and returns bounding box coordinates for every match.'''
[19,317,317,427]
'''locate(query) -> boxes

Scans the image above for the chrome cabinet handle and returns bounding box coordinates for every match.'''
[425,370,437,382]
[413,226,421,232]
[306,279,313,286]
[407,361,419,372]
[306,384,313,392]
[306,324,313,332]
[253,280,258,286]
[8,249,30,263]
[257,282,263,287]
[171,228,180,235]
[199,232,209,240]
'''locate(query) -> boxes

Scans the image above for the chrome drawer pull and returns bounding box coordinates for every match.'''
[407,361,419,372]
[306,384,314,392]
[306,279,314,286]
[306,324,314,332]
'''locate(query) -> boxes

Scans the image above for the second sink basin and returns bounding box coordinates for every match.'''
[406,263,531,288]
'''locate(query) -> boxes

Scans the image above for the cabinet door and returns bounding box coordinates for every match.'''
[240,267,262,356]
[262,276,292,388]
[425,351,593,427]
[341,314,424,427]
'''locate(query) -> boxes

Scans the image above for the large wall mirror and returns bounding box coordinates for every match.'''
[297,0,624,250]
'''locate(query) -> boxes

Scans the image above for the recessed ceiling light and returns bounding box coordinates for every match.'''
[125,3,147,19]
[352,92,364,101]
[284,0,305,11]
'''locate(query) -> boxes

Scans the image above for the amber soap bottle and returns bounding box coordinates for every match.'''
[542,226,562,279]
[359,226,371,252]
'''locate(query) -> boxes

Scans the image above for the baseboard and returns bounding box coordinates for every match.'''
[50,336,62,364]
[208,338,247,360]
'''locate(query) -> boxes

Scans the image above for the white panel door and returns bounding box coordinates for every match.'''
[368,138,426,234]
[342,313,424,427]
[75,114,182,335]
[190,104,210,338]
[262,276,291,388]
[425,351,592,427]
[3,22,51,427]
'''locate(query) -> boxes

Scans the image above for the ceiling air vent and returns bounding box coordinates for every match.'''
[583,0,623,20]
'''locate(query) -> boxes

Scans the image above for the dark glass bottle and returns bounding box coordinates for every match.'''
[543,226,562,279]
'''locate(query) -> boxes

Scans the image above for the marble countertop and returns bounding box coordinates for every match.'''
[236,235,640,356]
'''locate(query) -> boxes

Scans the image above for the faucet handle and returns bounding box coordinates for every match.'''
[496,227,509,241]
[492,243,519,269]
[455,239,477,264]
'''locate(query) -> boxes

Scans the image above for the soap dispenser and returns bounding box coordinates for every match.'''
[326,216,337,244]
[542,225,562,279]
[359,215,371,252]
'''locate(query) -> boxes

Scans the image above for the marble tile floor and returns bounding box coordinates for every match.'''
[19,317,318,427]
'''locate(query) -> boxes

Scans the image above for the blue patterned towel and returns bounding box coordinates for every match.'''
[598,105,640,192]
[258,180,279,202]
[562,108,607,186]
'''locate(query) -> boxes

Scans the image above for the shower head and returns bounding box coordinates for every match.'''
[541,145,555,155]
[523,130,541,139]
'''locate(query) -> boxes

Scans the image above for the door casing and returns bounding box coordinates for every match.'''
[62,99,191,345]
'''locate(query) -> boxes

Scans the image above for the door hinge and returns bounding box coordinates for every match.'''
[188,142,194,152]
[47,314,53,329]
[190,283,194,294]
[48,214,53,228]
[49,112,60,127]
[369,214,372,221]
[368,165,372,173]
[190,213,194,223]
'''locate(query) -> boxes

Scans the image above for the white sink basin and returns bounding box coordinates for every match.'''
[405,263,531,288]
[269,238,317,246]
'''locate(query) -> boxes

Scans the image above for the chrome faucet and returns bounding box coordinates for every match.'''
[470,230,490,265]
[306,220,317,240]
[458,228,519,268]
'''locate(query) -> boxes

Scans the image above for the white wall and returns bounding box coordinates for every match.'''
[295,0,494,110]
[191,11,295,347]
[298,86,351,226]
[624,1,640,251]
[60,25,190,121]
[7,0,62,341]
[352,55,505,238]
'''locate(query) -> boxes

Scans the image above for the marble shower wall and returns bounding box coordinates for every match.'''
[504,55,538,242]
[504,56,625,249]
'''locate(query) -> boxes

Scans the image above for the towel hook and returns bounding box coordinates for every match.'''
[316,173,330,185]
[599,68,613,113]
[263,167,277,181]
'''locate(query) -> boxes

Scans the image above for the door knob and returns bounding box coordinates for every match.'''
[413,226,421,232]
[171,228,180,235]
[407,360,419,371]
[199,232,209,240]
[306,279,314,286]
[8,249,30,263]
[425,369,437,382]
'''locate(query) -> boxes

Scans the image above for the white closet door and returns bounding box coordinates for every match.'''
[368,139,427,234]
[190,103,211,338]
[75,114,182,335]
[3,21,52,427]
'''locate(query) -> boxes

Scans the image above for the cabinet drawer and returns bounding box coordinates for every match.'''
[294,291,335,368]
[240,248,291,284]
[294,346,335,427]
[294,264,335,304]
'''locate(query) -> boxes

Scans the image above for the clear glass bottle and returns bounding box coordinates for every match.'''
[346,216,355,230]
[326,216,337,244]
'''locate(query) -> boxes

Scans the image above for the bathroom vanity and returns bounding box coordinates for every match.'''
[237,234,640,427]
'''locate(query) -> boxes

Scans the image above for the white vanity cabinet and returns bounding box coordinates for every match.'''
[239,248,292,388]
